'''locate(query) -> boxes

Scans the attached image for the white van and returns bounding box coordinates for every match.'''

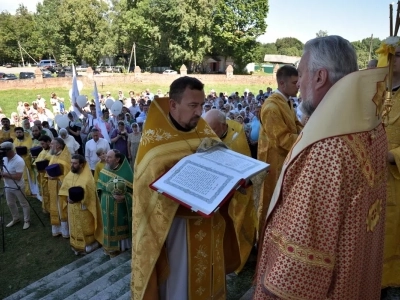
[39,59,57,68]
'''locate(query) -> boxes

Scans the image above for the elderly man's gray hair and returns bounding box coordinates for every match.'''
[303,35,358,85]
[0,142,14,150]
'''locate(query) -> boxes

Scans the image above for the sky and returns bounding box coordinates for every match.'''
[0,0,393,43]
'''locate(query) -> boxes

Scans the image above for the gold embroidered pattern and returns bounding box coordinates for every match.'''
[372,76,387,117]
[141,128,178,146]
[194,245,208,283]
[341,134,374,187]
[196,286,205,296]
[200,124,215,136]
[195,230,206,241]
[366,199,382,232]
[270,229,335,270]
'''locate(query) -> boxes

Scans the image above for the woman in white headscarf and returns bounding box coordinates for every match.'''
[59,128,80,155]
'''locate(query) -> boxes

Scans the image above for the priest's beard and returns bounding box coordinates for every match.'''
[50,148,57,155]
[301,80,316,118]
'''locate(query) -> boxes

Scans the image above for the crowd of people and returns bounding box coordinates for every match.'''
[1,34,399,300]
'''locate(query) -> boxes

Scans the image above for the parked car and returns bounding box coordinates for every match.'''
[43,72,53,78]
[19,72,35,79]
[0,72,5,78]
[163,69,178,74]
[105,65,113,73]
[112,66,125,73]
[76,65,88,72]
[39,59,57,68]
[1,74,18,80]
[42,66,58,73]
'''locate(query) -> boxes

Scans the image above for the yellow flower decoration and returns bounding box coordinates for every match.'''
[366,199,383,232]
[377,36,400,67]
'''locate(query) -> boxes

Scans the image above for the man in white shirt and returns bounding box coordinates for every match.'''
[85,128,110,174]
[1,141,30,229]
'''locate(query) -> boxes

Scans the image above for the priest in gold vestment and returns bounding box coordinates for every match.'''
[380,45,400,289]
[34,135,52,213]
[59,154,103,255]
[132,77,241,300]
[257,65,303,233]
[46,138,71,237]
[13,126,37,196]
[255,36,388,300]
[0,118,15,143]
[204,109,257,273]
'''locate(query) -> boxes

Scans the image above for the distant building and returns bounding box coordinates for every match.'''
[263,54,301,66]
[202,56,234,73]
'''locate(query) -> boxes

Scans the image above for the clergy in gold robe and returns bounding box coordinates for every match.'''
[204,110,257,273]
[381,45,400,289]
[46,138,71,238]
[255,36,387,300]
[13,127,37,196]
[34,135,52,213]
[0,118,15,143]
[93,148,106,183]
[257,65,303,233]
[59,154,103,255]
[132,77,239,300]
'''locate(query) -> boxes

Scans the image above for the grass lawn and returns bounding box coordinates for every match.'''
[0,81,276,117]
[0,196,79,299]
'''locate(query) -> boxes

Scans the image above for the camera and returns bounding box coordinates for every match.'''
[0,148,7,159]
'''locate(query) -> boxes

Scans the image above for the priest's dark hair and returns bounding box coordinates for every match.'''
[38,135,52,143]
[276,65,298,82]
[169,76,204,103]
[112,149,125,163]
[71,154,85,165]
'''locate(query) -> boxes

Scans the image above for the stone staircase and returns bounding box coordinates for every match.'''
[5,248,255,300]
[5,249,132,300]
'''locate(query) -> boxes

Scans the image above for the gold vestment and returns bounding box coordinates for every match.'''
[132,98,238,300]
[257,93,303,232]
[59,162,103,252]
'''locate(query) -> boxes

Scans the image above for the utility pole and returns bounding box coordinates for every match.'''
[134,42,136,68]
[368,34,373,62]
[128,41,135,73]
[18,41,25,67]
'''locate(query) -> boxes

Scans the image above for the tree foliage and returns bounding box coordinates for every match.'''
[211,0,269,72]
[316,30,328,37]
[0,1,384,72]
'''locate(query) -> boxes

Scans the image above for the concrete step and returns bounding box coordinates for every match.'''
[5,249,106,300]
[38,251,131,300]
[65,260,131,300]
[5,249,133,300]
[116,290,131,300]
[88,273,131,300]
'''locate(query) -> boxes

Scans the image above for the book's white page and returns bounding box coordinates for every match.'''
[151,146,269,215]
[196,147,268,178]
[152,159,240,215]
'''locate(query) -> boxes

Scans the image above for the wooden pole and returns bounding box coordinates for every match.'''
[390,3,393,36]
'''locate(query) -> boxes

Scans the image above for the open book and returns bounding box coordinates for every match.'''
[150,146,270,217]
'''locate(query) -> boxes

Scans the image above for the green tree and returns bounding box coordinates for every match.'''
[35,0,63,61]
[351,37,381,69]
[316,30,328,37]
[211,0,269,73]
[275,37,303,56]
[253,42,277,63]
[0,5,40,65]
